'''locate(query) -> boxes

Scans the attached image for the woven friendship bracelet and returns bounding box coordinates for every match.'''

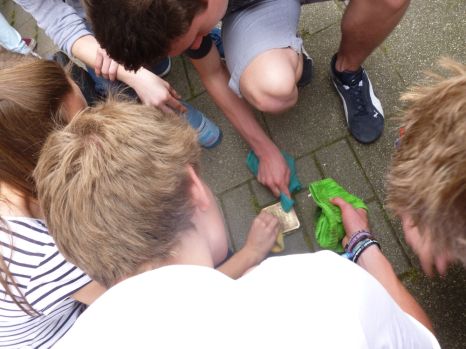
[352,238,381,264]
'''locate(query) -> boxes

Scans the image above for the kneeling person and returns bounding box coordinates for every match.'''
[34,101,439,348]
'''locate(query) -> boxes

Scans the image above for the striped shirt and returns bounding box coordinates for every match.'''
[0,218,91,349]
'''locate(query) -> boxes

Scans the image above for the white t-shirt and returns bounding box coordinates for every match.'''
[56,251,439,349]
[0,218,91,349]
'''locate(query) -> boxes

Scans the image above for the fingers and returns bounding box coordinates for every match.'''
[168,85,182,100]
[166,95,187,114]
[108,59,119,81]
[94,51,104,76]
[256,211,278,226]
[330,197,351,211]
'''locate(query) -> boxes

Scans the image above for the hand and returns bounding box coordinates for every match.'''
[242,212,281,264]
[94,47,119,81]
[129,68,187,114]
[330,197,369,246]
[257,146,291,198]
[401,215,451,276]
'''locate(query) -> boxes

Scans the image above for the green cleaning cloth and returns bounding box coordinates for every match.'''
[246,150,301,212]
[308,178,367,252]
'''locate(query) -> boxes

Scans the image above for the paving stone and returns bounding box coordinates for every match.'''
[384,0,466,85]
[191,94,253,195]
[295,153,322,190]
[402,266,466,349]
[250,179,276,207]
[294,190,319,252]
[184,56,207,97]
[299,0,342,37]
[315,139,375,201]
[348,123,398,203]
[1,0,17,24]
[164,56,191,100]
[360,47,408,117]
[265,24,348,155]
[221,183,257,252]
[10,2,33,28]
[366,201,411,275]
[271,228,313,257]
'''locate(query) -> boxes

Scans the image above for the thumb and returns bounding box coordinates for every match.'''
[330,197,349,209]
[280,185,291,198]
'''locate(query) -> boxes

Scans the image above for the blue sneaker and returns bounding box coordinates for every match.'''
[182,102,223,149]
[331,54,384,144]
[153,57,171,77]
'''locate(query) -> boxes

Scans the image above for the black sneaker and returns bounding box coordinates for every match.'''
[297,46,313,88]
[330,54,384,144]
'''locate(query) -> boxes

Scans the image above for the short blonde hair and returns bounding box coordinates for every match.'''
[386,58,466,266]
[34,100,201,288]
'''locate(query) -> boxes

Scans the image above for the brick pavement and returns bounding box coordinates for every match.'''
[2,0,465,347]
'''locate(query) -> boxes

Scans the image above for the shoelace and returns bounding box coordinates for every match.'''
[343,73,368,115]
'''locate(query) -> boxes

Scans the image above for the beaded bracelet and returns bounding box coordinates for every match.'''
[344,230,374,253]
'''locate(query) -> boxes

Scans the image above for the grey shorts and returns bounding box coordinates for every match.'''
[222,0,303,96]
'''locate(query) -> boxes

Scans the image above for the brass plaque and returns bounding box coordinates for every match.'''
[261,202,300,235]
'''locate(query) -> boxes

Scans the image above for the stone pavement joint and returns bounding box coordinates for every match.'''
[2,0,465,347]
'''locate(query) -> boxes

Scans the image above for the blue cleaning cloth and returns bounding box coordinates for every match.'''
[246,150,301,212]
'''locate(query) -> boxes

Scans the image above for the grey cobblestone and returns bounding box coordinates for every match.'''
[221,183,257,252]
[315,139,375,201]
[2,0,465,347]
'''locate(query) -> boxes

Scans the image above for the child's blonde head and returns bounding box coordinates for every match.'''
[34,100,201,288]
[386,58,466,266]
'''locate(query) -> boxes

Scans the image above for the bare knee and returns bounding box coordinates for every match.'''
[242,73,298,113]
[239,48,301,113]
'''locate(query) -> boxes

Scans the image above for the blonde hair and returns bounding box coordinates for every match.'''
[34,100,201,288]
[386,58,466,266]
[0,49,72,315]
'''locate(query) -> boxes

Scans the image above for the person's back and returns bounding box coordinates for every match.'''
[54,251,439,349]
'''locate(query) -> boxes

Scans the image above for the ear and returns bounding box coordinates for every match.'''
[187,165,210,211]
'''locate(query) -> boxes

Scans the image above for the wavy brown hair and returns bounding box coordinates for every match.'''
[83,0,207,70]
[386,58,466,266]
[0,49,72,314]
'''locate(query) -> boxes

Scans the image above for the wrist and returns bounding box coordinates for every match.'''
[356,244,383,267]
[253,140,280,160]
[238,245,264,268]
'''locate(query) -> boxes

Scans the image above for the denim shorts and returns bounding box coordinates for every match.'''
[222,0,303,96]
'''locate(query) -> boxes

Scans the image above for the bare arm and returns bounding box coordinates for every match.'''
[190,46,290,197]
[71,280,106,305]
[71,35,185,113]
[217,212,279,279]
[331,197,434,332]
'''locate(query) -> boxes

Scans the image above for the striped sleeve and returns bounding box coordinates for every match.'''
[25,239,91,315]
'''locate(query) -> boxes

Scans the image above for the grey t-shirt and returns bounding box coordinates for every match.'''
[226,0,326,14]
[14,0,91,55]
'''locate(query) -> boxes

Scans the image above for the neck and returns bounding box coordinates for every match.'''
[0,182,42,218]
[139,229,215,274]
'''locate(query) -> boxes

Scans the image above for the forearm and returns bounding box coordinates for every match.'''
[216,247,260,279]
[358,246,433,332]
[71,35,145,87]
[190,49,279,157]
